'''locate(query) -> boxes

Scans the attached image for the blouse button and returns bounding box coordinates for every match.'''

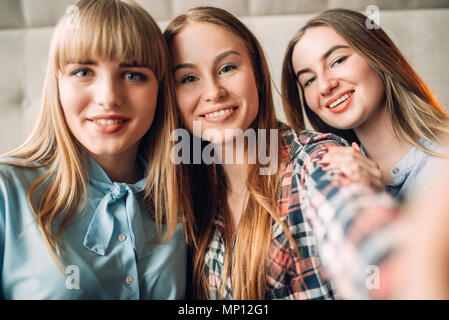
[118,234,127,242]
[392,167,400,174]
[125,276,134,285]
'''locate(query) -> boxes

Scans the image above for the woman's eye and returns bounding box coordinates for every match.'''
[181,75,198,84]
[219,64,237,74]
[124,71,147,81]
[304,76,316,87]
[330,56,347,68]
[71,69,92,78]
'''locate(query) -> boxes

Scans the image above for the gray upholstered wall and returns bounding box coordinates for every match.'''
[1,0,448,153]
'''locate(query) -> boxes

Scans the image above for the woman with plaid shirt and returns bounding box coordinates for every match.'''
[164,6,398,299]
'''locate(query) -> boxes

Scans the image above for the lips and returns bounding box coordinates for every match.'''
[91,119,126,125]
[325,90,354,109]
[199,106,238,121]
[87,115,130,134]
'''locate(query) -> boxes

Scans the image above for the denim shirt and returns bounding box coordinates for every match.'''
[384,139,447,200]
[0,155,186,299]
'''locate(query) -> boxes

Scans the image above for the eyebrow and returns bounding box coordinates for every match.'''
[119,62,146,68]
[295,45,350,80]
[67,60,97,66]
[173,50,241,72]
[67,61,146,68]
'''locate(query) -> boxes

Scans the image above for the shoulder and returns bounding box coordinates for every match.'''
[407,139,449,185]
[418,138,448,155]
[408,139,448,175]
[276,125,348,215]
[0,158,47,194]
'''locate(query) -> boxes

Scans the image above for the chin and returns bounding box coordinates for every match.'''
[86,145,128,157]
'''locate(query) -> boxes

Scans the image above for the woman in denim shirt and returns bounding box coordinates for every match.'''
[282,9,449,200]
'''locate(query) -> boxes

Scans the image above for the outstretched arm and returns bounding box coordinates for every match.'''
[395,161,449,299]
[295,132,399,299]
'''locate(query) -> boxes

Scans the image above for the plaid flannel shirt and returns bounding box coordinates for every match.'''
[204,126,399,299]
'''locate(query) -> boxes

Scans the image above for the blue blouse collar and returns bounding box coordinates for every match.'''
[82,152,152,261]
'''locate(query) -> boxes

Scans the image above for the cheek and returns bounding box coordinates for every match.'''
[175,88,197,128]
[238,72,259,118]
[139,85,159,114]
[357,66,385,106]
[304,87,319,111]
[368,73,385,104]
[58,80,85,120]
[244,83,259,119]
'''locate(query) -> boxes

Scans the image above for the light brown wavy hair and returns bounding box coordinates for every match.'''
[164,6,301,299]
[1,0,188,269]
[282,8,449,153]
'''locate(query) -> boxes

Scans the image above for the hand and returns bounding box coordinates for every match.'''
[318,142,383,190]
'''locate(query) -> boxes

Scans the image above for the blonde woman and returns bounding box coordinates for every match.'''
[0,0,186,299]
[164,6,398,300]
[282,9,449,200]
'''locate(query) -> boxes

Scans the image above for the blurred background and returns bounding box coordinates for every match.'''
[0,0,448,153]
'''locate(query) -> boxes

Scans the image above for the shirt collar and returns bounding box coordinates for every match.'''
[82,152,152,260]
[84,152,147,192]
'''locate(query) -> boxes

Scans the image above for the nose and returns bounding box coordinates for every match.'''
[94,74,123,109]
[319,72,338,97]
[203,77,226,102]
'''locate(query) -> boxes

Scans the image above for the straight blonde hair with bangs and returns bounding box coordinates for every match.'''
[2,0,187,268]
[282,8,449,155]
[164,6,301,300]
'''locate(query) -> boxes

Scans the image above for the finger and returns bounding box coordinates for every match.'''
[351,142,361,153]
[319,151,378,170]
[322,162,383,190]
[343,168,383,190]
[322,146,367,162]
[346,161,383,180]
[333,160,383,182]
[325,146,355,155]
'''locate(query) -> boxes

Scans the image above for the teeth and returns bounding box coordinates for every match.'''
[328,92,353,109]
[93,119,125,125]
[204,108,235,119]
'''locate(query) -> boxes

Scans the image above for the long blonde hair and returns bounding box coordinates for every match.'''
[164,6,300,299]
[1,0,187,267]
[282,8,449,153]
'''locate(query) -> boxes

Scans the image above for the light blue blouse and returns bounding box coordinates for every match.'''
[361,139,447,200]
[0,155,186,299]
[384,139,447,200]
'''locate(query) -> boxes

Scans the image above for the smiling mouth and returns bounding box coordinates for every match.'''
[328,91,354,109]
[201,107,238,119]
[91,119,127,125]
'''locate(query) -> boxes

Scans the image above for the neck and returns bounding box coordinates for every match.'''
[215,139,247,231]
[354,107,413,184]
[221,163,246,193]
[213,138,246,190]
[88,144,143,184]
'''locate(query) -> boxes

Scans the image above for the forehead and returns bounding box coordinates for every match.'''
[171,22,250,64]
[292,26,349,70]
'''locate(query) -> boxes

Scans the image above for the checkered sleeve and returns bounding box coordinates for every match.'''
[293,130,400,299]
